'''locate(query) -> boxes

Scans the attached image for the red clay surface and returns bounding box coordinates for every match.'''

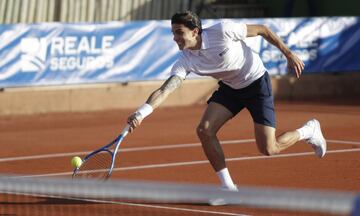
[1,101,360,216]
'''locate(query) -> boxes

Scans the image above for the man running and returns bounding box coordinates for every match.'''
[127,11,326,191]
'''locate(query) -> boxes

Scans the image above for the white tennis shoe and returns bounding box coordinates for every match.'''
[208,185,239,206]
[304,119,327,158]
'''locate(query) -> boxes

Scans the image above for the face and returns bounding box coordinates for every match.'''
[171,24,199,50]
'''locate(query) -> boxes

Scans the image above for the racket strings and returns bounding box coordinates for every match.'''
[74,152,113,180]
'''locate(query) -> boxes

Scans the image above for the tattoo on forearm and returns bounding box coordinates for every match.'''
[162,75,182,92]
[146,75,183,107]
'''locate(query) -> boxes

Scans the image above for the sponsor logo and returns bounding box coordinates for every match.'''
[20,35,115,72]
[219,48,229,57]
[20,38,47,72]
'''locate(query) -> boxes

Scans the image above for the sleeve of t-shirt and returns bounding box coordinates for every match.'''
[221,21,247,41]
[170,56,190,80]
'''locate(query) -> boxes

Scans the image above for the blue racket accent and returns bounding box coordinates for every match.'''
[72,124,130,180]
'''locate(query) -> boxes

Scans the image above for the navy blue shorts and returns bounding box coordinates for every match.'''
[207,72,276,128]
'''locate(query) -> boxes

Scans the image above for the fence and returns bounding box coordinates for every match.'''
[0,0,268,24]
[0,0,201,23]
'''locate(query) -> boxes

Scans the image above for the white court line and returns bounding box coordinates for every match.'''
[80,199,249,216]
[76,198,248,216]
[4,140,359,216]
[9,192,249,216]
[19,147,360,178]
[1,139,359,163]
[0,139,256,163]
[327,139,360,145]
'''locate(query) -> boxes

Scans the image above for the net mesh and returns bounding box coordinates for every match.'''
[0,174,358,216]
[73,152,113,180]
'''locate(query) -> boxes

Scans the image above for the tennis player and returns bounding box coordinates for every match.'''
[127,11,326,191]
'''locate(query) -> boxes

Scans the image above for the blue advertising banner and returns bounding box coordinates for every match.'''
[0,17,359,87]
[238,17,360,75]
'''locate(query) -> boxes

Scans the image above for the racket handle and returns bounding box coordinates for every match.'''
[121,124,131,136]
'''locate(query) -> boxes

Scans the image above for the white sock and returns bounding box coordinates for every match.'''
[216,168,236,190]
[296,125,312,140]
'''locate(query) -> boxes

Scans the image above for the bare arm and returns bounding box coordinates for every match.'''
[127,75,183,131]
[145,75,183,109]
[246,24,304,78]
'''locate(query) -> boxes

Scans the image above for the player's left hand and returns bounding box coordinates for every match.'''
[286,52,305,78]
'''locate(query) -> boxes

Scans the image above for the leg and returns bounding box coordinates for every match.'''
[197,102,234,171]
[201,82,244,190]
[247,72,326,157]
[244,72,300,155]
[197,102,238,190]
[254,123,300,156]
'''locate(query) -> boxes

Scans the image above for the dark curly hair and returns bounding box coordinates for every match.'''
[171,11,202,35]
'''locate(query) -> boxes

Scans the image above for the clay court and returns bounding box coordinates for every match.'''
[1,101,359,215]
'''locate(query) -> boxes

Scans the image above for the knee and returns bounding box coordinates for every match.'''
[260,145,279,156]
[196,124,215,141]
[266,147,278,156]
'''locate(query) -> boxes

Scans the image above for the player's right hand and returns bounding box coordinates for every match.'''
[127,112,143,133]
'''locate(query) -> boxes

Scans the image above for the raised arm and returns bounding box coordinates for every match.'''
[127,75,183,131]
[246,24,304,78]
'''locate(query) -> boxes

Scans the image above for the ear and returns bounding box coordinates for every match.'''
[192,28,199,36]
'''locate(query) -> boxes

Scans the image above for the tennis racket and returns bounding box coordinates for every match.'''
[72,124,130,180]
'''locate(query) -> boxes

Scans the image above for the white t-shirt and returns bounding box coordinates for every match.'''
[171,21,266,89]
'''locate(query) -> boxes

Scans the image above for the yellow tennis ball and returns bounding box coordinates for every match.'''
[71,156,82,168]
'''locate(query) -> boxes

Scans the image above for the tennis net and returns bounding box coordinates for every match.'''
[0,174,359,216]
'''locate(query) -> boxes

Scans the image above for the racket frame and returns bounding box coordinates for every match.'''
[72,124,130,179]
